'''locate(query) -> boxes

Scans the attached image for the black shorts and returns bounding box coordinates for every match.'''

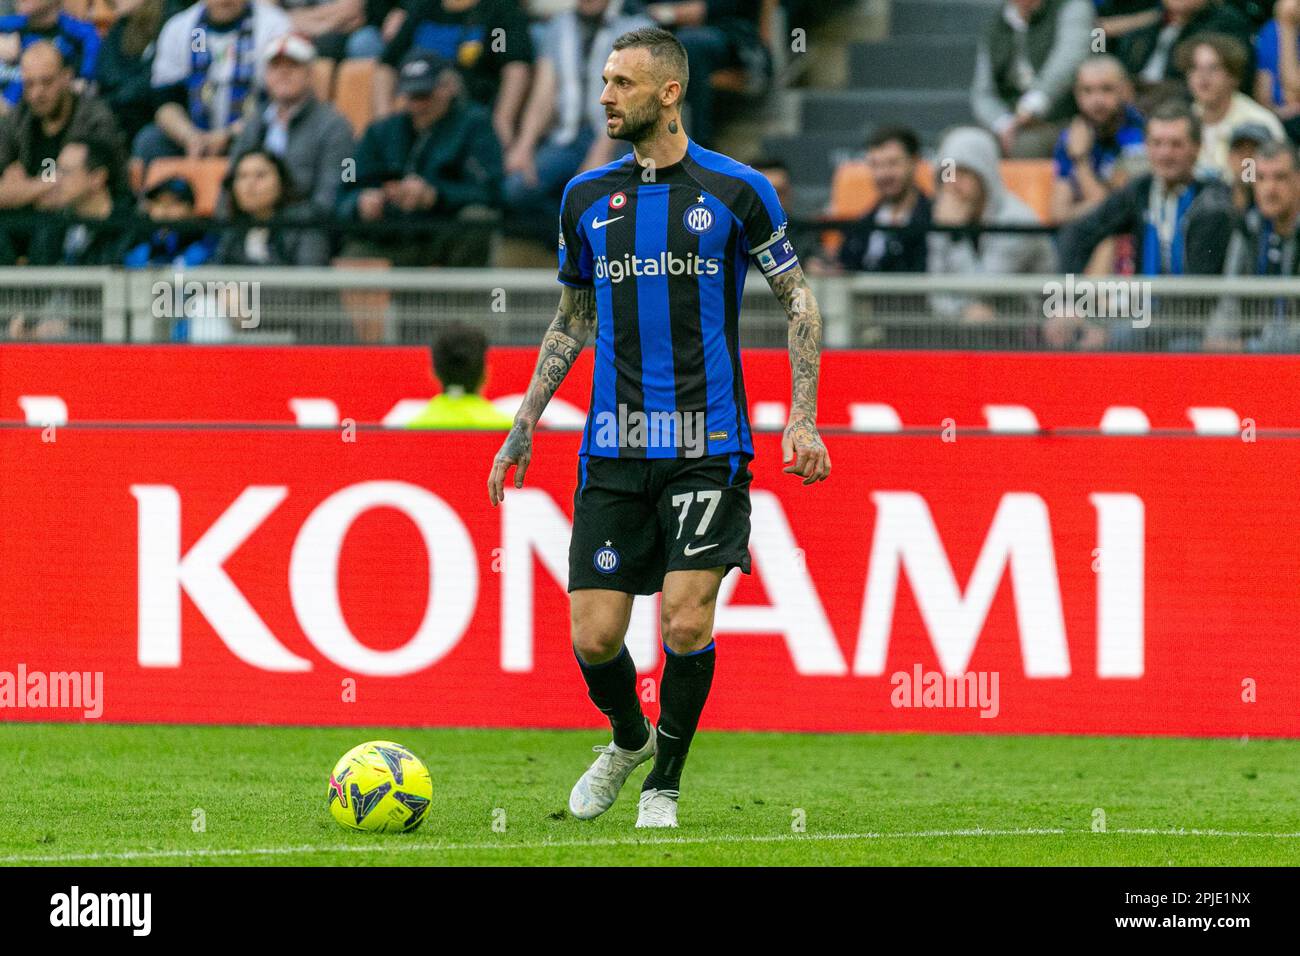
[568,453,753,596]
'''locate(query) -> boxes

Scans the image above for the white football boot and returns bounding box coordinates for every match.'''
[568,719,656,820]
[635,788,680,829]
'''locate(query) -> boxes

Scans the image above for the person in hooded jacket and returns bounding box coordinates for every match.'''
[927,125,1058,325]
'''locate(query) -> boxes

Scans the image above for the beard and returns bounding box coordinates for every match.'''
[606,97,661,144]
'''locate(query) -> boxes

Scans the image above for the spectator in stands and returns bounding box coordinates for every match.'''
[833,125,932,274]
[226,33,355,215]
[281,0,382,60]
[0,43,124,263]
[971,0,1094,159]
[374,0,532,153]
[407,321,513,428]
[132,0,292,168]
[97,0,189,144]
[339,51,502,267]
[6,136,130,339]
[1052,102,1232,346]
[1050,55,1147,224]
[1117,0,1255,110]
[1254,0,1300,142]
[503,0,648,243]
[643,1,770,149]
[0,0,99,111]
[1178,33,1284,180]
[927,126,1057,322]
[1205,140,1300,350]
[1059,101,1232,273]
[214,147,329,265]
[125,175,217,267]
[29,136,133,265]
[1225,120,1274,210]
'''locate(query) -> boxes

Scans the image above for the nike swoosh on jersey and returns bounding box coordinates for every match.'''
[591,215,624,229]
[682,542,719,556]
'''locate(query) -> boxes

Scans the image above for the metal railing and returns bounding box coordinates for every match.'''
[2,267,1299,352]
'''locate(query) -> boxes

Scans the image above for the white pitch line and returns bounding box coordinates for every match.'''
[2,826,1299,865]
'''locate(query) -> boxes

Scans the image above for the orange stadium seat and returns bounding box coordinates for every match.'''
[143,157,230,217]
[999,159,1055,224]
[334,58,376,137]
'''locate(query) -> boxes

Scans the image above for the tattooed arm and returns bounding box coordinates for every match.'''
[488,284,598,505]
[768,264,832,485]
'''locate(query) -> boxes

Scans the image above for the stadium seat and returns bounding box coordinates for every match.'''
[311,57,336,103]
[143,157,230,217]
[999,159,1055,225]
[334,58,377,137]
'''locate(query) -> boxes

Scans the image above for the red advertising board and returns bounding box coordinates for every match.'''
[3,345,1299,433]
[2,424,1297,736]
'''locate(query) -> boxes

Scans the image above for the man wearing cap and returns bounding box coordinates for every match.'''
[373,0,532,152]
[227,33,354,215]
[1226,121,1275,211]
[337,50,502,266]
[125,177,217,269]
[134,0,290,166]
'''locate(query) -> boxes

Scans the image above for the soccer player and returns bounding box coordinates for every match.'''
[486,27,830,829]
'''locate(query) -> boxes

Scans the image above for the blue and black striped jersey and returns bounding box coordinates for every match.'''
[558,139,799,460]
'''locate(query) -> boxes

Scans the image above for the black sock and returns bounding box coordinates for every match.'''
[575,645,648,751]
[644,642,715,794]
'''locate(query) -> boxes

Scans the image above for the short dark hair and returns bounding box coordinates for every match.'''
[62,137,117,184]
[1174,31,1249,84]
[611,26,689,97]
[433,323,490,391]
[866,125,920,157]
[1256,140,1300,169]
[1148,100,1201,144]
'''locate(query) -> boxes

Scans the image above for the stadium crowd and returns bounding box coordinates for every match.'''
[816,0,1300,351]
[0,0,1295,350]
[0,0,783,276]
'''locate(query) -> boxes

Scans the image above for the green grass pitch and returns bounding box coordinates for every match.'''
[4,724,1299,866]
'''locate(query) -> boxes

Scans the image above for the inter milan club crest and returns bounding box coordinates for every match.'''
[609,192,628,210]
[684,199,714,235]
[593,541,620,574]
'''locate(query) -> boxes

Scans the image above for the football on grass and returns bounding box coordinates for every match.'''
[327,741,432,833]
